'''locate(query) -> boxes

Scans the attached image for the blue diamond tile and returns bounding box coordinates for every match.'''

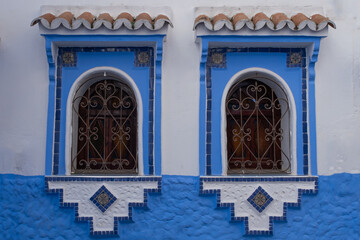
[90,185,117,213]
[247,186,273,213]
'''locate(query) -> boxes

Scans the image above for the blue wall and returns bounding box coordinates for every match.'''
[210,51,303,175]
[0,173,359,239]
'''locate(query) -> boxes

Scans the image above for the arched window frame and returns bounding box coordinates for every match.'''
[221,68,297,175]
[65,67,144,175]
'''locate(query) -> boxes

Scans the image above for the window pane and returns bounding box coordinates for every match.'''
[226,79,290,174]
[72,79,138,174]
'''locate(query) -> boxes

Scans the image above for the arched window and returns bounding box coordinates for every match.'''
[226,78,291,174]
[71,77,138,174]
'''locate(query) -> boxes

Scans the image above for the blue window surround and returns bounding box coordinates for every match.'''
[198,36,323,176]
[43,35,165,176]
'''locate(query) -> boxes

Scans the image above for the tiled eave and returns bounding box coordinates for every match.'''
[31,6,172,35]
[194,11,335,37]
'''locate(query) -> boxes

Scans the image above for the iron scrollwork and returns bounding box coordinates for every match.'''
[72,79,138,174]
[226,79,291,174]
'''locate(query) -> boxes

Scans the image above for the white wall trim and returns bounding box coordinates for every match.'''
[220,67,297,175]
[65,66,144,175]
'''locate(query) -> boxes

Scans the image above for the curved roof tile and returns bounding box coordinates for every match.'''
[154,14,173,30]
[213,13,233,31]
[31,11,172,31]
[193,15,213,30]
[252,12,274,30]
[72,12,95,29]
[271,13,295,30]
[134,12,153,30]
[232,13,254,30]
[311,14,336,30]
[194,12,335,32]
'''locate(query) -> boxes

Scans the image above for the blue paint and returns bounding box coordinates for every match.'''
[90,185,118,213]
[200,176,318,235]
[308,39,321,175]
[59,49,150,175]
[45,38,56,175]
[210,51,302,175]
[247,186,274,213]
[1,173,360,239]
[43,35,165,176]
[154,41,163,176]
[198,36,324,176]
[45,176,161,236]
[199,41,208,176]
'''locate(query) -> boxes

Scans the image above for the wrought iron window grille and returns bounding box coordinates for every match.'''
[71,76,138,174]
[226,78,291,174]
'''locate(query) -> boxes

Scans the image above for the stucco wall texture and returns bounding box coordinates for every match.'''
[0,0,359,176]
[1,173,359,240]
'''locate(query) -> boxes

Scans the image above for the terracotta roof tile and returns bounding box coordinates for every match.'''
[77,12,94,23]
[134,12,153,30]
[114,12,134,29]
[232,13,249,22]
[252,12,269,25]
[311,14,336,30]
[291,13,308,27]
[93,13,114,29]
[116,12,134,22]
[194,12,335,32]
[154,14,173,29]
[49,11,74,29]
[58,12,74,23]
[72,12,95,29]
[31,11,172,31]
[252,12,274,30]
[31,13,56,28]
[232,13,253,30]
[98,13,114,22]
[213,13,232,31]
[193,15,213,30]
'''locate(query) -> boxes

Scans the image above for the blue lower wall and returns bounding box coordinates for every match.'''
[0,174,359,240]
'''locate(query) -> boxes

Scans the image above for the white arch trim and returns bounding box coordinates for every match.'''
[65,66,144,175]
[220,67,297,175]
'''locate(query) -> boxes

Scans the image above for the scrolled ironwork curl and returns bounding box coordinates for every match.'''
[226,79,291,174]
[71,79,138,174]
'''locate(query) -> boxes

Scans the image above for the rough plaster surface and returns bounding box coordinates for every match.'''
[0,174,359,239]
[48,180,159,232]
[0,0,359,175]
[203,180,316,231]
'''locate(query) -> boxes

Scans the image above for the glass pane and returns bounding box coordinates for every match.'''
[226,79,290,174]
[72,79,138,174]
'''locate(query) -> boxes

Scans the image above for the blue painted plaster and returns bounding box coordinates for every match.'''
[1,173,359,239]
[59,50,150,175]
[43,35,165,176]
[198,36,323,176]
[210,52,303,175]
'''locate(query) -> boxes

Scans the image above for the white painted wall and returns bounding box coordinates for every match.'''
[0,0,359,175]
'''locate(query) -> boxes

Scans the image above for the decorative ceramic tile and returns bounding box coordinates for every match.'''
[200,176,318,235]
[204,47,309,175]
[46,176,161,235]
[135,49,151,67]
[61,51,77,67]
[247,186,273,213]
[52,47,155,175]
[290,52,302,65]
[207,51,226,68]
[90,185,117,213]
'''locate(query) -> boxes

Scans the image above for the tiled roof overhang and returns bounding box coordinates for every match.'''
[31,11,173,31]
[194,12,335,32]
